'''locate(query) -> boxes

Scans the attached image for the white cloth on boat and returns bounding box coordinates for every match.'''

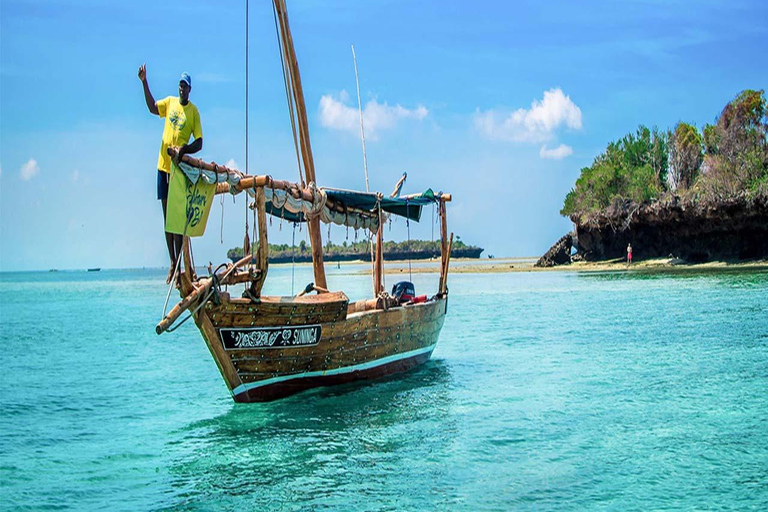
[178,161,241,187]
[262,186,381,232]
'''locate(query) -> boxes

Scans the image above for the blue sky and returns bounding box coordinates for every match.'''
[1,0,767,271]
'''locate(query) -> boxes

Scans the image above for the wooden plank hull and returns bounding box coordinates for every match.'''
[194,295,447,403]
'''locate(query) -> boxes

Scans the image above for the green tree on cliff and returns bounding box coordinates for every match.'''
[698,89,768,197]
[561,125,668,219]
[561,89,768,220]
[668,122,703,191]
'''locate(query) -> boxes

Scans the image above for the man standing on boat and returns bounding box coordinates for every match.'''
[138,64,203,283]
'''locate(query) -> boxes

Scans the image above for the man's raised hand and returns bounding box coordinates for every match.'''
[138,64,147,82]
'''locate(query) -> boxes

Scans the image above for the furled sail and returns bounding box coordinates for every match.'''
[261,187,441,232]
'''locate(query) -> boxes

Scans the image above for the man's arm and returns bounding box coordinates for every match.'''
[138,64,159,115]
[177,138,203,162]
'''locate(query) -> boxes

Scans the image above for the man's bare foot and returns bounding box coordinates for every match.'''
[166,266,175,284]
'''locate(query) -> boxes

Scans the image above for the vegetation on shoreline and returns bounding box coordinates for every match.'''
[227,238,484,263]
[561,89,768,223]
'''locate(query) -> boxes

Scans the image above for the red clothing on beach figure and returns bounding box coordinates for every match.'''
[627,244,633,264]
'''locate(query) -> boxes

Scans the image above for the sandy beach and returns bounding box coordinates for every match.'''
[351,256,768,275]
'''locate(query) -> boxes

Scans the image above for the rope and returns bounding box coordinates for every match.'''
[291,222,297,295]
[219,193,225,244]
[165,262,228,333]
[305,182,327,218]
[165,286,215,333]
[351,44,369,192]
[252,190,257,262]
[244,0,249,245]
[406,199,412,282]
[431,203,435,243]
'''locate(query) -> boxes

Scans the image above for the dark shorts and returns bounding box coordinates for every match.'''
[157,170,169,200]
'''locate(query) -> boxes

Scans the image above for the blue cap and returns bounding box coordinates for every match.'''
[180,72,192,87]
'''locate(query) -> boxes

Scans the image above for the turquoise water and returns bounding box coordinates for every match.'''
[1,266,767,511]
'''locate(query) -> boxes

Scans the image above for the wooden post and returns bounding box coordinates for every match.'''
[374,221,384,295]
[438,199,448,293]
[252,186,269,296]
[441,233,454,294]
[180,236,195,296]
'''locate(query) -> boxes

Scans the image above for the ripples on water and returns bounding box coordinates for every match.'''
[1,267,767,510]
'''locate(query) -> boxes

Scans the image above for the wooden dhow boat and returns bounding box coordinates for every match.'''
[155,0,453,403]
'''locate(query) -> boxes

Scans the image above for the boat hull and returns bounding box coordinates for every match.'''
[193,294,447,402]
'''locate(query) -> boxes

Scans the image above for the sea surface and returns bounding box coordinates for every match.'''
[1,265,767,511]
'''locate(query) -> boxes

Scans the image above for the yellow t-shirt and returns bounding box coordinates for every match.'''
[156,96,203,173]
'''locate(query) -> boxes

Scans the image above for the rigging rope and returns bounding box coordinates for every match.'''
[273,1,305,186]
[291,222,296,295]
[406,200,412,283]
[351,44,369,192]
[219,193,225,244]
[244,0,250,256]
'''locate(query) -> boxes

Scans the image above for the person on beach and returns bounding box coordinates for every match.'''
[138,64,203,283]
[627,243,633,265]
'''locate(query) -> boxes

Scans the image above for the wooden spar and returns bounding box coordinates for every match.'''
[156,255,253,335]
[214,178,380,221]
[169,148,446,224]
[223,268,262,285]
[167,148,243,175]
[441,232,454,294]
[273,0,327,290]
[401,192,452,202]
[251,186,269,297]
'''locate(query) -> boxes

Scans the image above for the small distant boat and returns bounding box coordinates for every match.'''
[87,268,101,272]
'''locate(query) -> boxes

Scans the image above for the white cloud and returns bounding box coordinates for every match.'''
[539,144,573,160]
[319,91,428,139]
[475,88,582,143]
[71,170,80,182]
[225,159,239,170]
[20,159,39,181]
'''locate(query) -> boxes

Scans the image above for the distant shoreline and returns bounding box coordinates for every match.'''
[367,257,768,275]
[4,257,767,275]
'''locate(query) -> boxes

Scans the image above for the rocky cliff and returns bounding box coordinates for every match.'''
[571,193,768,262]
[535,233,574,267]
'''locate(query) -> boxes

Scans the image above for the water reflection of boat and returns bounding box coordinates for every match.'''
[167,361,453,505]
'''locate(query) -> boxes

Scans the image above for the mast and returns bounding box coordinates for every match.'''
[273,0,327,289]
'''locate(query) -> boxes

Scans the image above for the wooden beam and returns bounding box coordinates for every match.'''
[438,200,448,293]
[441,233,454,294]
[156,255,253,335]
[374,218,384,295]
[251,186,269,297]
